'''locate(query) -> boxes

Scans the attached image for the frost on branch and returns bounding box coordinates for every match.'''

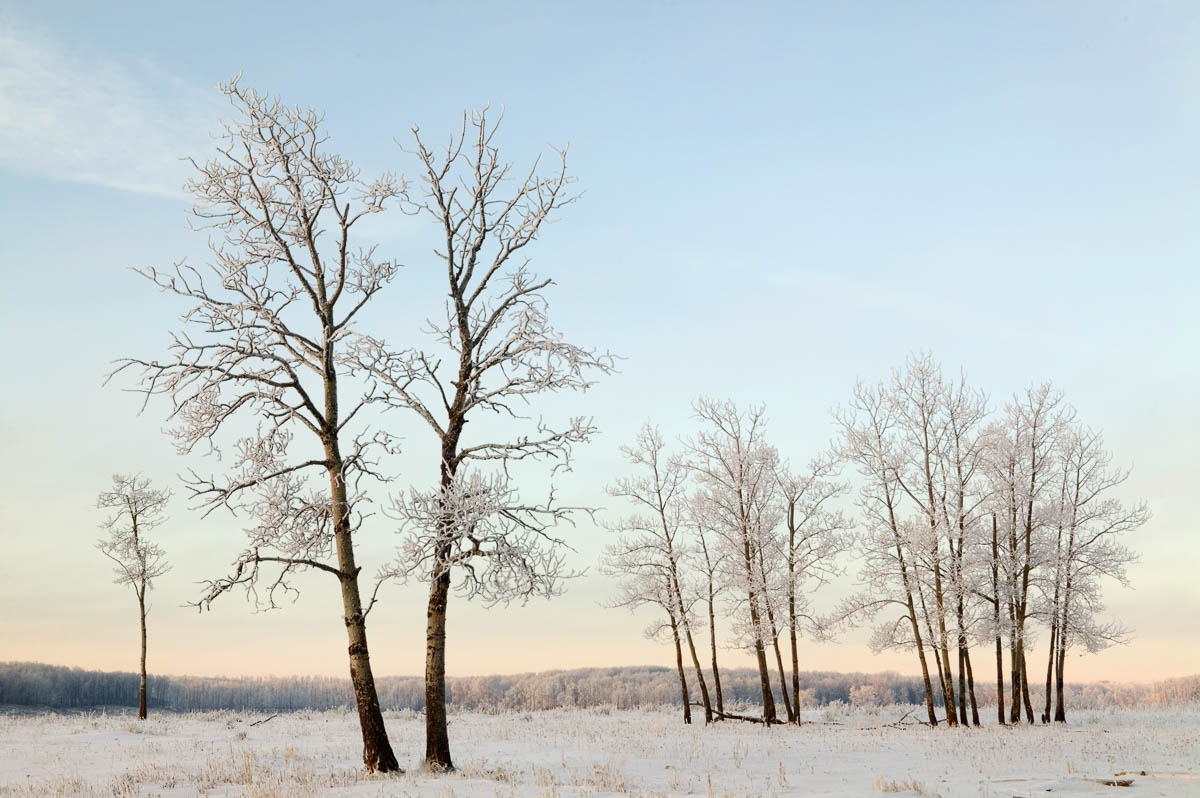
[387,469,581,608]
[104,77,406,772]
[96,474,171,593]
[107,78,405,609]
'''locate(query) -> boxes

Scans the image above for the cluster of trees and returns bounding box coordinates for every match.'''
[831,355,1148,726]
[604,356,1148,728]
[603,404,852,725]
[107,80,607,771]
[0,662,948,713]
[93,77,1152,772]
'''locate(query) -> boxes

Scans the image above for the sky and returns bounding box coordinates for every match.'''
[1,1,1198,685]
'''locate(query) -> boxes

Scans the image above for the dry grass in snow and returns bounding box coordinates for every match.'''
[1,705,1197,797]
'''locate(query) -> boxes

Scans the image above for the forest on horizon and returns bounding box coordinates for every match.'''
[3,661,1196,716]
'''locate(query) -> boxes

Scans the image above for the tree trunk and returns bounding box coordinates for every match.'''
[922,445,957,726]
[331,471,400,773]
[747,593,777,723]
[424,425,467,770]
[1018,641,1035,723]
[757,565,793,724]
[956,645,967,728]
[963,645,980,726]
[676,606,712,723]
[1056,633,1065,720]
[669,611,691,724]
[991,515,1005,726]
[1008,596,1022,724]
[899,558,937,725]
[708,596,724,714]
[742,535,776,723]
[1043,614,1058,723]
[681,624,712,723]
[919,586,955,726]
[669,572,711,724]
[424,570,453,767]
[994,628,1006,726]
[1054,607,1068,723]
[931,554,959,726]
[326,335,399,773]
[787,505,801,725]
[137,590,147,720]
[699,532,724,715]
[770,632,794,723]
[789,604,801,725]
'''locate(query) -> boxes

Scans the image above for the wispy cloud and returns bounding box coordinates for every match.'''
[0,22,223,197]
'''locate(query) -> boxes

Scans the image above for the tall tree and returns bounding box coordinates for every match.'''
[687,398,781,724]
[831,379,939,725]
[111,80,405,771]
[775,456,852,724]
[604,424,714,723]
[932,372,989,727]
[95,474,170,721]
[1044,424,1147,722]
[352,108,612,769]
[984,384,1071,724]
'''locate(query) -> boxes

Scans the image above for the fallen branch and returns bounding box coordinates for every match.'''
[249,714,279,727]
[688,703,787,725]
[1093,777,1134,787]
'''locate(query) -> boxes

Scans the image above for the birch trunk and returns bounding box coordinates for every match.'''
[137,589,147,720]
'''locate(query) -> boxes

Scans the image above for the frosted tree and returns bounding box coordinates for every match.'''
[982,383,1072,724]
[774,456,852,724]
[687,398,781,723]
[602,532,694,723]
[886,354,965,725]
[351,108,613,769]
[932,375,989,727]
[830,378,940,725]
[603,424,713,724]
[95,474,170,720]
[1042,424,1147,722]
[110,80,405,771]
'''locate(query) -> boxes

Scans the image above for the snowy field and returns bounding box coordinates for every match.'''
[2,706,1198,797]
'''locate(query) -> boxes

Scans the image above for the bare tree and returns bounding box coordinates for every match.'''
[831,379,939,725]
[983,383,1072,724]
[96,474,170,720]
[775,456,852,724]
[938,377,990,727]
[1043,424,1147,722]
[601,555,693,720]
[604,424,713,724]
[110,80,405,771]
[351,108,613,769]
[687,398,781,724]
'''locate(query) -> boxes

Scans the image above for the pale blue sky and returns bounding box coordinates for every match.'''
[1,1,1197,680]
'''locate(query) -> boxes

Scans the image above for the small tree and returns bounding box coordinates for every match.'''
[111,80,405,771]
[604,424,713,724]
[96,474,170,720]
[687,398,781,724]
[352,108,613,769]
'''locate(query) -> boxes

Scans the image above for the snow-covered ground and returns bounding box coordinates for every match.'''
[2,705,1197,797]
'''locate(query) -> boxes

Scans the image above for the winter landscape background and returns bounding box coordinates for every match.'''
[3,1,1199,796]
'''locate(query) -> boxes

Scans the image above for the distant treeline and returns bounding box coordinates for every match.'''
[2,661,1196,714]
